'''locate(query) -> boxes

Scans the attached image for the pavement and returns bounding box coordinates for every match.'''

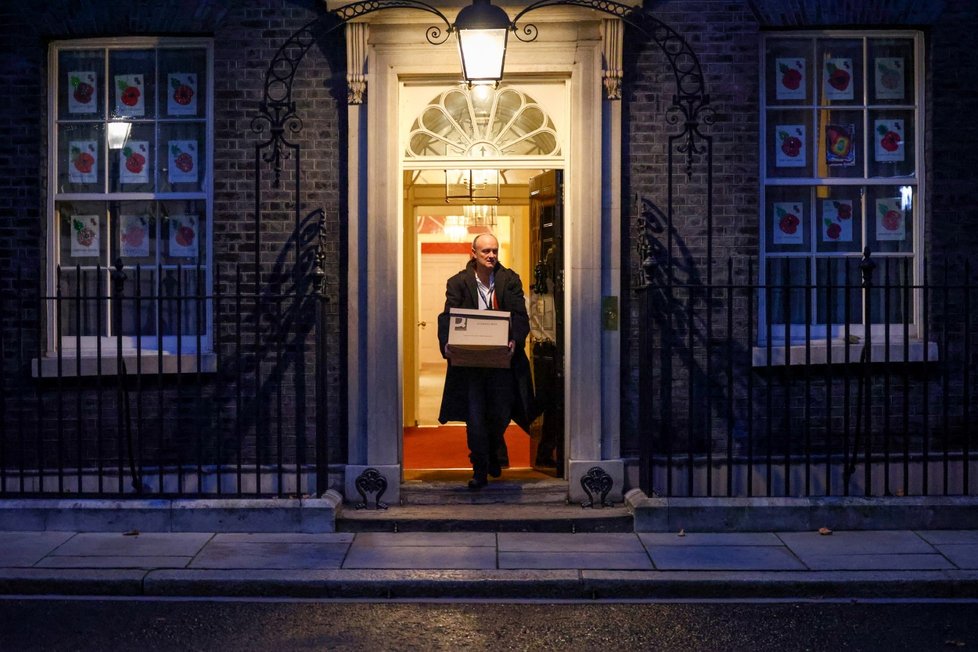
[2,528,978,600]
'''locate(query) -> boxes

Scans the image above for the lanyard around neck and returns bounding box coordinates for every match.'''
[476,272,495,310]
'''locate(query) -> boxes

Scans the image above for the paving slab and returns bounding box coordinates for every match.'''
[498,551,652,570]
[936,544,978,569]
[49,531,213,557]
[190,540,350,570]
[917,531,978,545]
[648,544,806,571]
[341,544,497,569]
[777,530,935,555]
[351,532,495,547]
[0,531,76,567]
[638,532,783,547]
[497,532,645,553]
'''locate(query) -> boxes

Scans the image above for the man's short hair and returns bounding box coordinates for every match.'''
[471,233,497,251]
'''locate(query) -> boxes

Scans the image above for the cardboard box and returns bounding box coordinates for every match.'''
[447,308,511,368]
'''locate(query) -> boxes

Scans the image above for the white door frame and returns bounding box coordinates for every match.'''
[341,12,624,503]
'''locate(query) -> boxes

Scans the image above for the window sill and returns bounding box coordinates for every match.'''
[751,340,938,367]
[32,352,217,378]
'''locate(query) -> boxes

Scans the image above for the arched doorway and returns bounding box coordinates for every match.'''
[398,84,564,481]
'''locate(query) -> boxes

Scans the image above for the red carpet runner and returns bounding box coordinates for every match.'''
[403,425,530,469]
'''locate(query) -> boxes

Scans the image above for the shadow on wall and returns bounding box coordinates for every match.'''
[633,195,751,456]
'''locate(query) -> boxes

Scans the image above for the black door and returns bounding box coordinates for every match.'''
[528,170,564,476]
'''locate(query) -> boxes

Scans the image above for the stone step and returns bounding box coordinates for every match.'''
[399,477,570,505]
[336,502,634,533]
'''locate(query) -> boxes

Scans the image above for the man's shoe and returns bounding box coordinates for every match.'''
[487,461,502,478]
[467,476,488,490]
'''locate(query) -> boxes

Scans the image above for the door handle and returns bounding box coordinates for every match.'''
[418,321,427,329]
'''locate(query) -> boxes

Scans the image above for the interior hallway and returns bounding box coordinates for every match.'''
[404,362,535,474]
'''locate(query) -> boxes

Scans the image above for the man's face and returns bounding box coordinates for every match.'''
[472,235,499,272]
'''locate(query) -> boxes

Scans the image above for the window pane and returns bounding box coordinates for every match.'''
[59,50,104,121]
[869,256,912,325]
[110,200,156,266]
[489,88,522,140]
[764,186,811,253]
[765,258,808,325]
[52,40,212,354]
[57,267,107,337]
[158,122,206,192]
[160,268,203,336]
[58,201,107,267]
[109,49,156,119]
[58,123,105,193]
[765,37,813,106]
[118,266,157,337]
[767,110,813,177]
[159,48,207,119]
[868,38,914,106]
[109,123,154,193]
[816,38,862,107]
[816,109,863,178]
[868,109,915,178]
[761,32,920,333]
[161,200,205,263]
[866,185,914,253]
[815,186,862,253]
[816,257,862,325]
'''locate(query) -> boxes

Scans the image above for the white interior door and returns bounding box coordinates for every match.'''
[417,251,470,425]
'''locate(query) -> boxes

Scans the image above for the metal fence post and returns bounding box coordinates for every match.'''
[314,209,329,497]
[848,247,876,493]
[636,207,655,495]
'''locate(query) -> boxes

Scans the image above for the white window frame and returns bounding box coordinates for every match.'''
[758,30,925,348]
[46,37,214,367]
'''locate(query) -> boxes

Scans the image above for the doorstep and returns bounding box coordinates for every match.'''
[400,472,569,506]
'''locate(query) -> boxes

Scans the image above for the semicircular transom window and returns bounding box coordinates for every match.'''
[406,86,561,159]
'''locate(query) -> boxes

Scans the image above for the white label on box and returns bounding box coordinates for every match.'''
[447,308,510,347]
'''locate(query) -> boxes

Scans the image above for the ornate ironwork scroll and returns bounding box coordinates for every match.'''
[580,466,614,508]
[624,11,715,179]
[253,17,329,188]
[354,467,390,509]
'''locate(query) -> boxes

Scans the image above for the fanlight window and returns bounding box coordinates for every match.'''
[406,86,561,159]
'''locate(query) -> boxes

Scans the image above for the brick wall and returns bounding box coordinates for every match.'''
[0,0,346,492]
[622,1,762,457]
[2,0,976,494]
[620,0,978,465]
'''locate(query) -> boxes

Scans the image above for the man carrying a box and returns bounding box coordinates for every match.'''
[438,233,535,490]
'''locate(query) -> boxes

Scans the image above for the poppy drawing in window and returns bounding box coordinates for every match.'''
[825,123,855,167]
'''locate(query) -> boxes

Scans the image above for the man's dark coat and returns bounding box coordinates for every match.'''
[437,259,535,432]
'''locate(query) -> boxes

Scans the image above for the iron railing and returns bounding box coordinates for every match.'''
[5,252,975,500]
[0,258,330,498]
[636,253,977,498]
